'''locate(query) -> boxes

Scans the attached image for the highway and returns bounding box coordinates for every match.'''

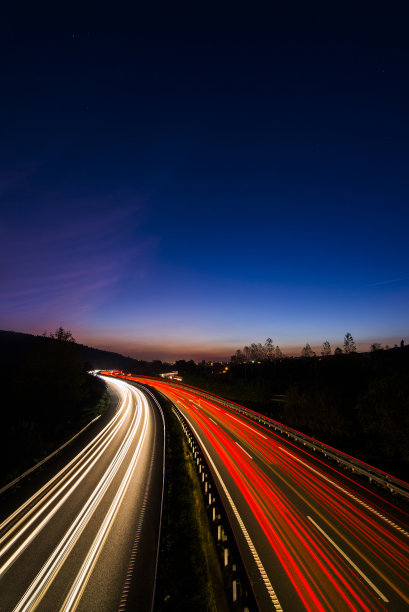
[127,375,409,612]
[0,377,164,612]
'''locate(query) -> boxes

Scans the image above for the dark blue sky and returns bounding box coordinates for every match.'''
[1,5,408,360]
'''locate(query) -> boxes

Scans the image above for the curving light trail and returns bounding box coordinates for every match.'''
[123,374,409,612]
[0,377,163,612]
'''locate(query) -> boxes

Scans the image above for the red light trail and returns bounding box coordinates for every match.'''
[119,374,409,612]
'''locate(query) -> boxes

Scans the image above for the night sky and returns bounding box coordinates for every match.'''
[1,5,408,360]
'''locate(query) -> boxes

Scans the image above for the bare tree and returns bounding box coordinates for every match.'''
[321,340,331,356]
[301,343,313,358]
[249,343,264,360]
[343,332,356,353]
[236,337,282,362]
[264,337,275,360]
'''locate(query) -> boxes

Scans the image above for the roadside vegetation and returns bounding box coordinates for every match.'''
[0,327,107,487]
[152,390,228,612]
[174,340,409,480]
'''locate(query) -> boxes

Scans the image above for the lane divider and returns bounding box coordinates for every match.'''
[235,442,253,460]
[307,516,389,603]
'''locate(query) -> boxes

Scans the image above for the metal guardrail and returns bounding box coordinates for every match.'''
[158,379,409,503]
[0,414,101,496]
[170,398,259,611]
[109,373,409,502]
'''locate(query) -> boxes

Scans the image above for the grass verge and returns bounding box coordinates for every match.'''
[154,391,229,612]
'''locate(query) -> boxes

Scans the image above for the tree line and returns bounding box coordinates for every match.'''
[232,333,405,360]
[231,335,359,361]
[301,332,357,357]
[232,338,283,362]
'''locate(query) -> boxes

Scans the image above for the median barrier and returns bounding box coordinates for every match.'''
[170,402,258,612]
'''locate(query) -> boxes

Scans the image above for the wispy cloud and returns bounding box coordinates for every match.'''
[1,192,157,327]
[366,276,409,287]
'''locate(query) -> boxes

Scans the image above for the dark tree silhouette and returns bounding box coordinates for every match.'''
[49,327,75,342]
[301,343,313,357]
[321,340,331,356]
[343,332,356,353]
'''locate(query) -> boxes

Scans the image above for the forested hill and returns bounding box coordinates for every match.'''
[0,329,168,373]
[0,329,170,486]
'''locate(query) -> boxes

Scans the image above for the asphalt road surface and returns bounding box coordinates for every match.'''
[128,375,409,612]
[0,377,164,612]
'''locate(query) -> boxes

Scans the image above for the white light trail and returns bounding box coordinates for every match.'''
[62,390,150,611]
[0,380,132,574]
[11,382,148,611]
